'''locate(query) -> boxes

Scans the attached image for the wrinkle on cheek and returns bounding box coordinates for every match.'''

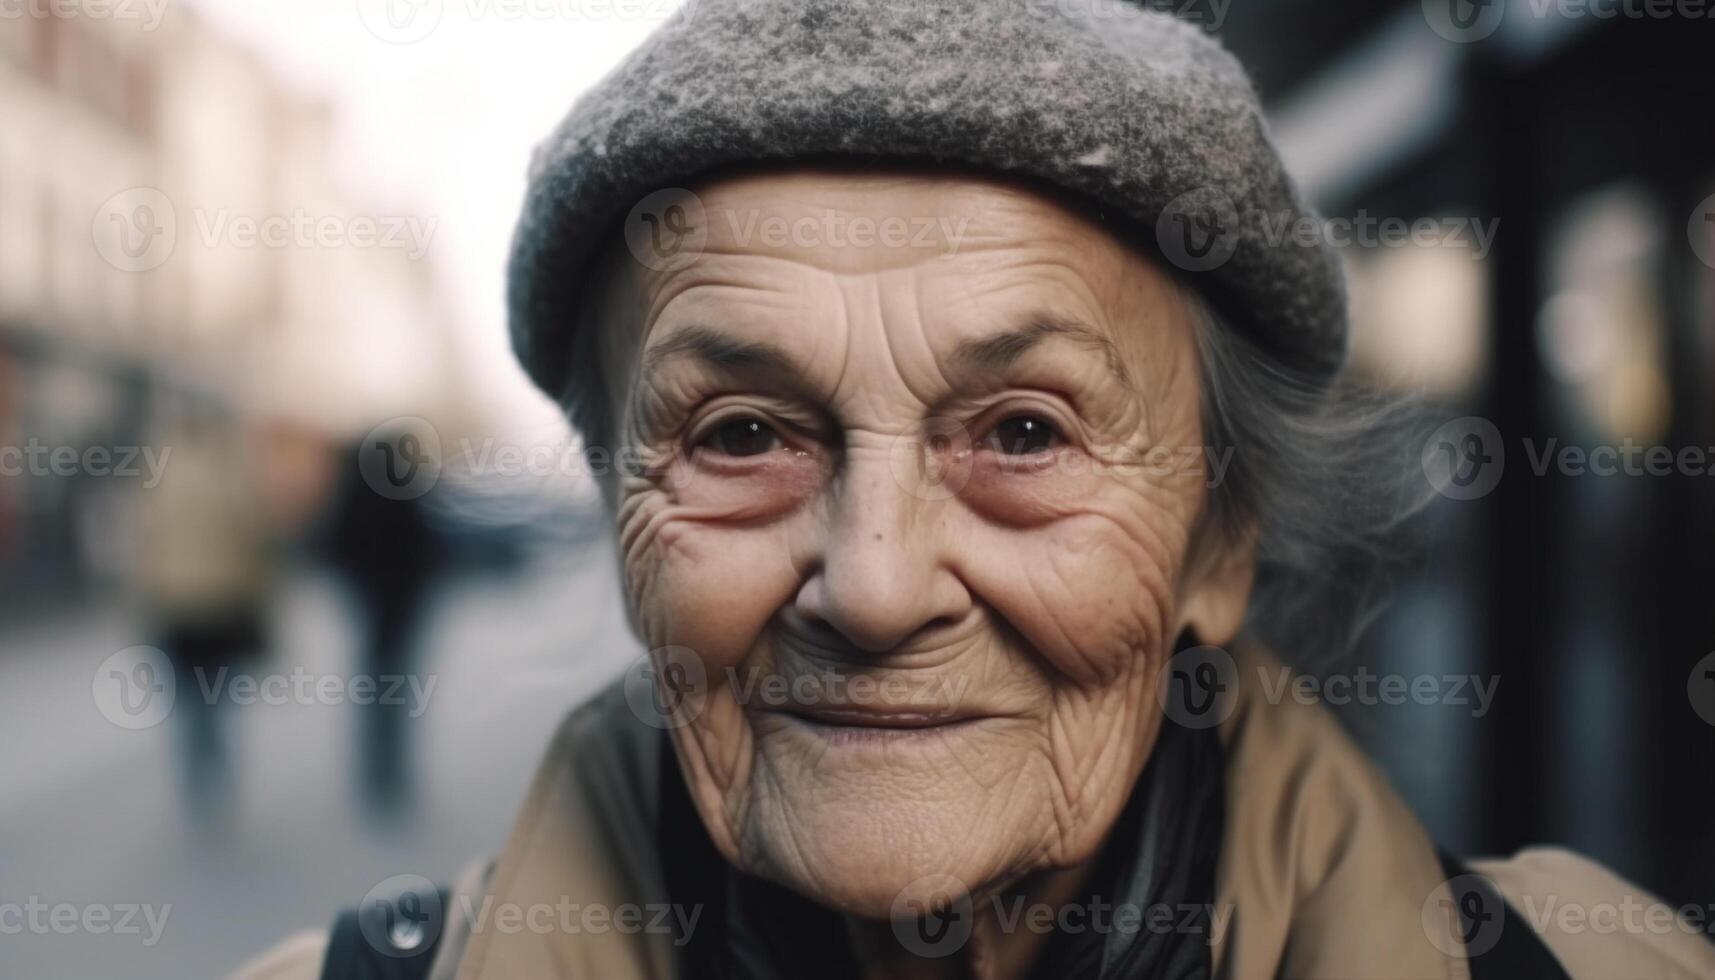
[667,453,827,517]
[963,457,1104,523]
[969,509,1182,690]
[962,429,1203,530]
[619,477,815,658]
[671,691,760,860]
[634,523,794,659]
[1038,674,1159,862]
[616,499,683,646]
[1047,537,1160,681]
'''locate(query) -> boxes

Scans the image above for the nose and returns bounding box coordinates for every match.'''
[792,452,973,655]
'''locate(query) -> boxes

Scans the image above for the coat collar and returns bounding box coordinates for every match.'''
[453,645,1465,979]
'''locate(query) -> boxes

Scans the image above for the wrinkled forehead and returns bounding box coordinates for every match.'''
[640,167,1167,284]
[593,167,1197,399]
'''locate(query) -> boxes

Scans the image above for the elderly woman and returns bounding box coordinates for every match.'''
[247,2,1715,979]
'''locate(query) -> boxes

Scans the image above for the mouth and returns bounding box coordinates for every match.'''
[766,704,990,744]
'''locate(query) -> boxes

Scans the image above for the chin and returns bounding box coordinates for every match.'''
[761,825,996,920]
[739,758,1032,919]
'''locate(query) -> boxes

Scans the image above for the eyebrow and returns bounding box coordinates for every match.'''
[949,314,1134,390]
[639,313,1134,391]
[641,326,799,378]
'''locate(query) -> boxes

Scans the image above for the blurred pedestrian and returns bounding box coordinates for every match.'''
[323,428,444,818]
[132,405,272,829]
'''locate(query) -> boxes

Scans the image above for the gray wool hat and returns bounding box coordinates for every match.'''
[508,0,1347,402]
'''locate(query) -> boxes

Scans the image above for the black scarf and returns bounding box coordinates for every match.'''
[659,717,1226,980]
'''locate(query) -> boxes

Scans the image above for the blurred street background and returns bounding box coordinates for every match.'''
[1,1,1712,976]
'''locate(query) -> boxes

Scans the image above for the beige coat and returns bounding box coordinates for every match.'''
[241,647,1715,979]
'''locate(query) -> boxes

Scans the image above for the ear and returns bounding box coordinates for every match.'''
[1174,516,1257,648]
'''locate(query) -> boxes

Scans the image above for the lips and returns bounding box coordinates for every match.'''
[754,700,1000,749]
[779,704,970,729]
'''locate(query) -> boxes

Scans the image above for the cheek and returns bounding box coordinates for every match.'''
[956,500,1188,687]
[668,448,826,516]
[646,528,799,663]
[618,454,825,665]
[959,450,1108,523]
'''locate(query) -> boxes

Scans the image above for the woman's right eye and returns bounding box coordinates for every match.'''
[985,413,1063,456]
[698,417,784,458]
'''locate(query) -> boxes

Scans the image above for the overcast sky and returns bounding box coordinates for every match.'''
[181,0,685,418]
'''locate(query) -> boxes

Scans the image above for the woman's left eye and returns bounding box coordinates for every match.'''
[985,414,1062,456]
[699,416,784,457]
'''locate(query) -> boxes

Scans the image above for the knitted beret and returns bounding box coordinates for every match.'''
[508,0,1347,400]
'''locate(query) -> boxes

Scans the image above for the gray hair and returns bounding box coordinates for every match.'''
[1189,293,1434,668]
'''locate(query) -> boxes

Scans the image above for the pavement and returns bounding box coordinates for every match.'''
[0,546,640,980]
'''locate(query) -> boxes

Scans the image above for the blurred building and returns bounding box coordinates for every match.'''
[0,2,467,611]
[1217,0,1715,910]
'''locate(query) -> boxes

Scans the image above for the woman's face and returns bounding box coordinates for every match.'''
[600,171,1253,917]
